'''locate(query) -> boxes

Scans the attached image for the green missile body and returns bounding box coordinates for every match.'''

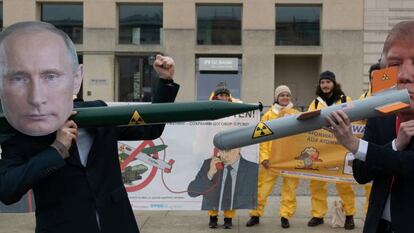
[72,101,261,127]
[0,101,262,138]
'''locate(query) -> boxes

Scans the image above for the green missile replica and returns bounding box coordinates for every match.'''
[0,101,262,142]
[71,101,262,128]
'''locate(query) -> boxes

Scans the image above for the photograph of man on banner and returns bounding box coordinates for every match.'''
[187,148,258,211]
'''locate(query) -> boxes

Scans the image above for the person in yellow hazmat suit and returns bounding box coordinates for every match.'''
[358,62,381,215]
[245,85,300,229]
[207,82,241,229]
[307,70,356,230]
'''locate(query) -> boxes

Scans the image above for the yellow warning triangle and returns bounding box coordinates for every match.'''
[128,110,145,125]
[252,122,273,139]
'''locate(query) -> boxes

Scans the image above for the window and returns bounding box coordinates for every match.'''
[41,3,83,44]
[118,56,159,102]
[0,3,3,29]
[119,4,163,44]
[197,5,242,45]
[276,6,320,46]
[196,57,242,100]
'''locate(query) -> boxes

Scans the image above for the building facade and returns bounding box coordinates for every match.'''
[1,0,408,109]
[363,0,414,90]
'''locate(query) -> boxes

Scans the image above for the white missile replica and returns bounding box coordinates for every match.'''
[213,89,411,150]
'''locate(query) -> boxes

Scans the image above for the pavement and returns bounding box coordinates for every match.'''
[0,179,368,232]
[0,195,366,233]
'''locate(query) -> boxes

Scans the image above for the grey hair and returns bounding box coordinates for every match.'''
[379,20,414,67]
[0,21,79,74]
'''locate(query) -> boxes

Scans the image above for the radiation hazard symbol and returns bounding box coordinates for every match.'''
[252,122,273,139]
[382,73,390,81]
[128,111,145,125]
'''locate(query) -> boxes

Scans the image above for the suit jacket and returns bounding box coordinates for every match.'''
[0,79,179,233]
[187,156,258,210]
[353,115,414,233]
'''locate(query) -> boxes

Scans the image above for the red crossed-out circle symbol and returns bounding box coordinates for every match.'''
[120,140,159,192]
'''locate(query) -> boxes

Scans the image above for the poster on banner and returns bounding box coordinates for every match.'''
[272,121,366,183]
[118,110,260,211]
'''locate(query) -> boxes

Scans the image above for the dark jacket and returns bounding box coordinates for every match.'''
[353,115,414,233]
[0,79,179,233]
[187,156,258,210]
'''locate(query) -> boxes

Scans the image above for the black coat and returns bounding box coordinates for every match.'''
[187,156,258,210]
[0,79,179,233]
[353,115,414,233]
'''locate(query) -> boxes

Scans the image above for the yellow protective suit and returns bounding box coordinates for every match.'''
[359,92,372,214]
[307,96,356,217]
[208,210,236,218]
[249,103,300,219]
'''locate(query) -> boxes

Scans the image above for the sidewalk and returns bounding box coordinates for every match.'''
[0,196,366,233]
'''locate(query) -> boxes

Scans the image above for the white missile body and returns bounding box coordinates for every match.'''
[213,89,411,150]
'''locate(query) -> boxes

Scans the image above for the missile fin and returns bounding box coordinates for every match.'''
[297,110,321,121]
[371,66,398,94]
[375,101,410,114]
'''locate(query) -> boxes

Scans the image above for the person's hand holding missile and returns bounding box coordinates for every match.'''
[395,120,414,151]
[153,54,175,80]
[325,110,359,154]
[52,112,78,159]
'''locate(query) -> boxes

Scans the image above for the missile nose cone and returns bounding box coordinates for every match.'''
[258,102,263,112]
